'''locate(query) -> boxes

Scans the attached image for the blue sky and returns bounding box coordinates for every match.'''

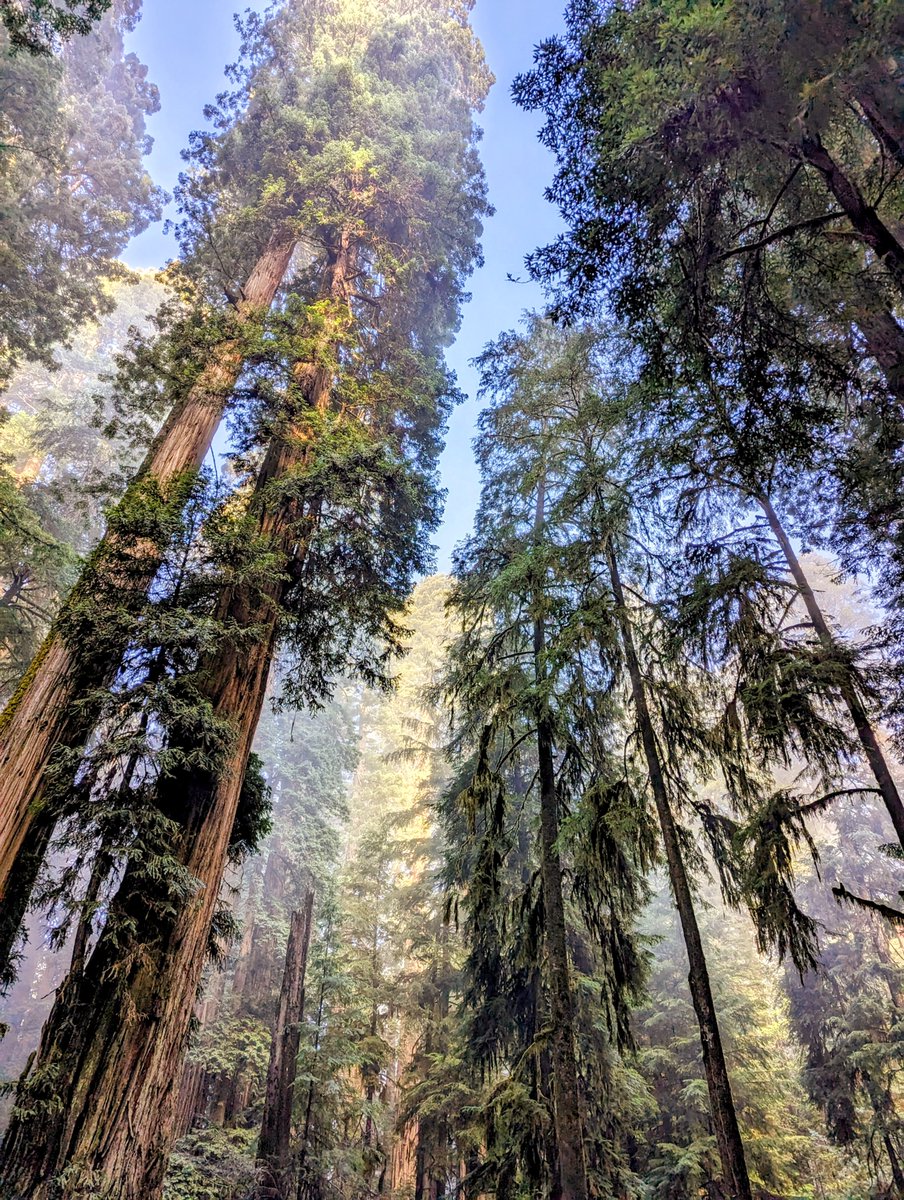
[124,0,564,570]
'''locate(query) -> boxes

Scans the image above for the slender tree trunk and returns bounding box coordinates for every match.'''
[0,226,298,980]
[0,570,29,608]
[884,1132,904,1197]
[232,862,266,1005]
[531,477,588,1200]
[797,133,904,297]
[413,918,451,1200]
[845,68,904,165]
[296,906,336,1200]
[861,1065,904,1197]
[0,234,352,1200]
[257,892,315,1200]
[534,700,588,1200]
[757,494,904,849]
[857,306,904,407]
[606,545,753,1200]
[363,923,382,1189]
[414,1134,429,1200]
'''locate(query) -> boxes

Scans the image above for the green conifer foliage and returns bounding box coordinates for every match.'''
[0,0,492,979]
[0,4,490,1196]
[514,0,904,791]
[635,889,860,1200]
[0,273,165,702]
[1,0,112,55]
[786,797,904,1193]
[0,0,162,382]
[443,318,654,1198]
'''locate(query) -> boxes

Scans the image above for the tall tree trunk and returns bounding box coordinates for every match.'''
[0,226,298,982]
[606,544,753,1200]
[363,921,383,1191]
[531,477,589,1200]
[413,918,451,1200]
[297,923,330,1194]
[0,811,53,993]
[414,1126,428,1200]
[0,234,352,1200]
[258,893,315,1200]
[797,133,904,297]
[757,494,904,849]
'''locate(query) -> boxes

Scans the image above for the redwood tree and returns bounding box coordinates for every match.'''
[0,3,490,1195]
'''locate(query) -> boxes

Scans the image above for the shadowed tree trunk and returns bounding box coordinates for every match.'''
[857,306,904,406]
[257,892,315,1200]
[297,908,334,1200]
[606,544,753,1200]
[757,493,904,851]
[531,474,589,1200]
[413,917,452,1200]
[0,234,352,1200]
[846,66,904,165]
[796,133,904,297]
[0,225,299,985]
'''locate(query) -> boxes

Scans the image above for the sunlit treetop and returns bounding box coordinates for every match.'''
[175,0,493,344]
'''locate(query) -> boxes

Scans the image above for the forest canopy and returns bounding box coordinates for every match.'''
[0,2,902,1200]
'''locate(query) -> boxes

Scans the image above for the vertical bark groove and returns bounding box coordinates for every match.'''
[257,893,315,1200]
[0,234,352,1200]
[0,227,298,981]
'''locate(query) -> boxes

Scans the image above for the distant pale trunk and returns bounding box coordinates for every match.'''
[606,545,753,1200]
[0,226,298,986]
[257,894,315,1200]
[0,236,353,1200]
[757,494,904,850]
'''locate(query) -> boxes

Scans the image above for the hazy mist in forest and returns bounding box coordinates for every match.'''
[1,2,903,1198]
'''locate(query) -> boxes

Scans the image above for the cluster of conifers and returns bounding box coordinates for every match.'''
[0,1,491,1196]
[0,0,903,1199]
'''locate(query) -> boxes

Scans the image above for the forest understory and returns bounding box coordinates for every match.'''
[0,2,903,1200]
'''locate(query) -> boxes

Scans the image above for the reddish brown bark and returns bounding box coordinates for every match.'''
[174,1061,208,1141]
[257,893,315,1200]
[0,235,353,1200]
[0,227,298,980]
